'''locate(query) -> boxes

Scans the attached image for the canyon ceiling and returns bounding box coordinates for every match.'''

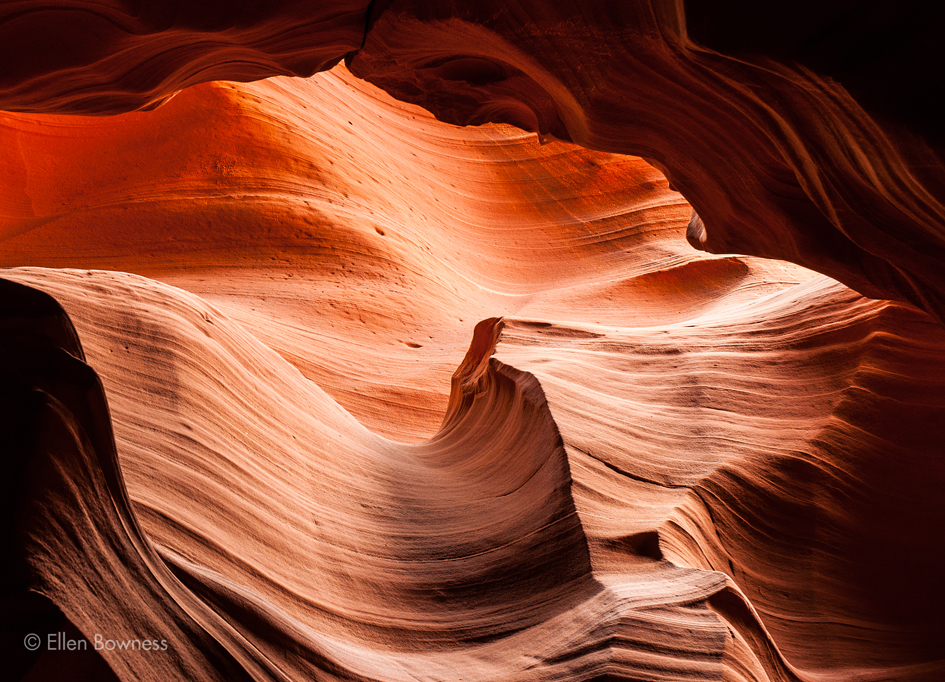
[2,2,944,682]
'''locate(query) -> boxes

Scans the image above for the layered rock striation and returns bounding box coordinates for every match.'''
[2,3,945,682]
[2,1,944,323]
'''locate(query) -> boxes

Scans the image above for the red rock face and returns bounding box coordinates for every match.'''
[1,4,944,682]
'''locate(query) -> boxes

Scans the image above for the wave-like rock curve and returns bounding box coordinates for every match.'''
[1,65,809,441]
[4,259,945,681]
[0,269,727,680]
[1,7,944,681]
[2,2,944,325]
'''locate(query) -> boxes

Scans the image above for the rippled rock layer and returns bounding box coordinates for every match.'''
[2,3,945,682]
[2,1,945,324]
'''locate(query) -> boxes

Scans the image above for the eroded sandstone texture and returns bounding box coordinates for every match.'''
[1,2,944,682]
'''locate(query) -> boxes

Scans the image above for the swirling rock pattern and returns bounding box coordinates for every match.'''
[0,66,809,441]
[1,3,945,682]
[4,262,945,681]
[0,0,370,114]
[2,1,944,324]
[348,0,945,326]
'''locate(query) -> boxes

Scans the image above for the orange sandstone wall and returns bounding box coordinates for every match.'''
[2,3,945,682]
[2,1,944,323]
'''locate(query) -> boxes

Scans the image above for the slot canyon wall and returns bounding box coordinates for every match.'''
[1,2,944,681]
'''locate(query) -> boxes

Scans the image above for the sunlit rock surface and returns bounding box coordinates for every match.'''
[2,1,944,323]
[2,3,945,682]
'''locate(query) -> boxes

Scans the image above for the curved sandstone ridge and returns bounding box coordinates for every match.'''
[0,269,722,681]
[348,0,945,327]
[1,1,945,326]
[4,263,945,681]
[0,66,811,441]
[1,6,944,681]
[495,280,945,677]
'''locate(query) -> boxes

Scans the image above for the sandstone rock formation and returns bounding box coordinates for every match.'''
[3,1,944,324]
[2,3,944,682]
